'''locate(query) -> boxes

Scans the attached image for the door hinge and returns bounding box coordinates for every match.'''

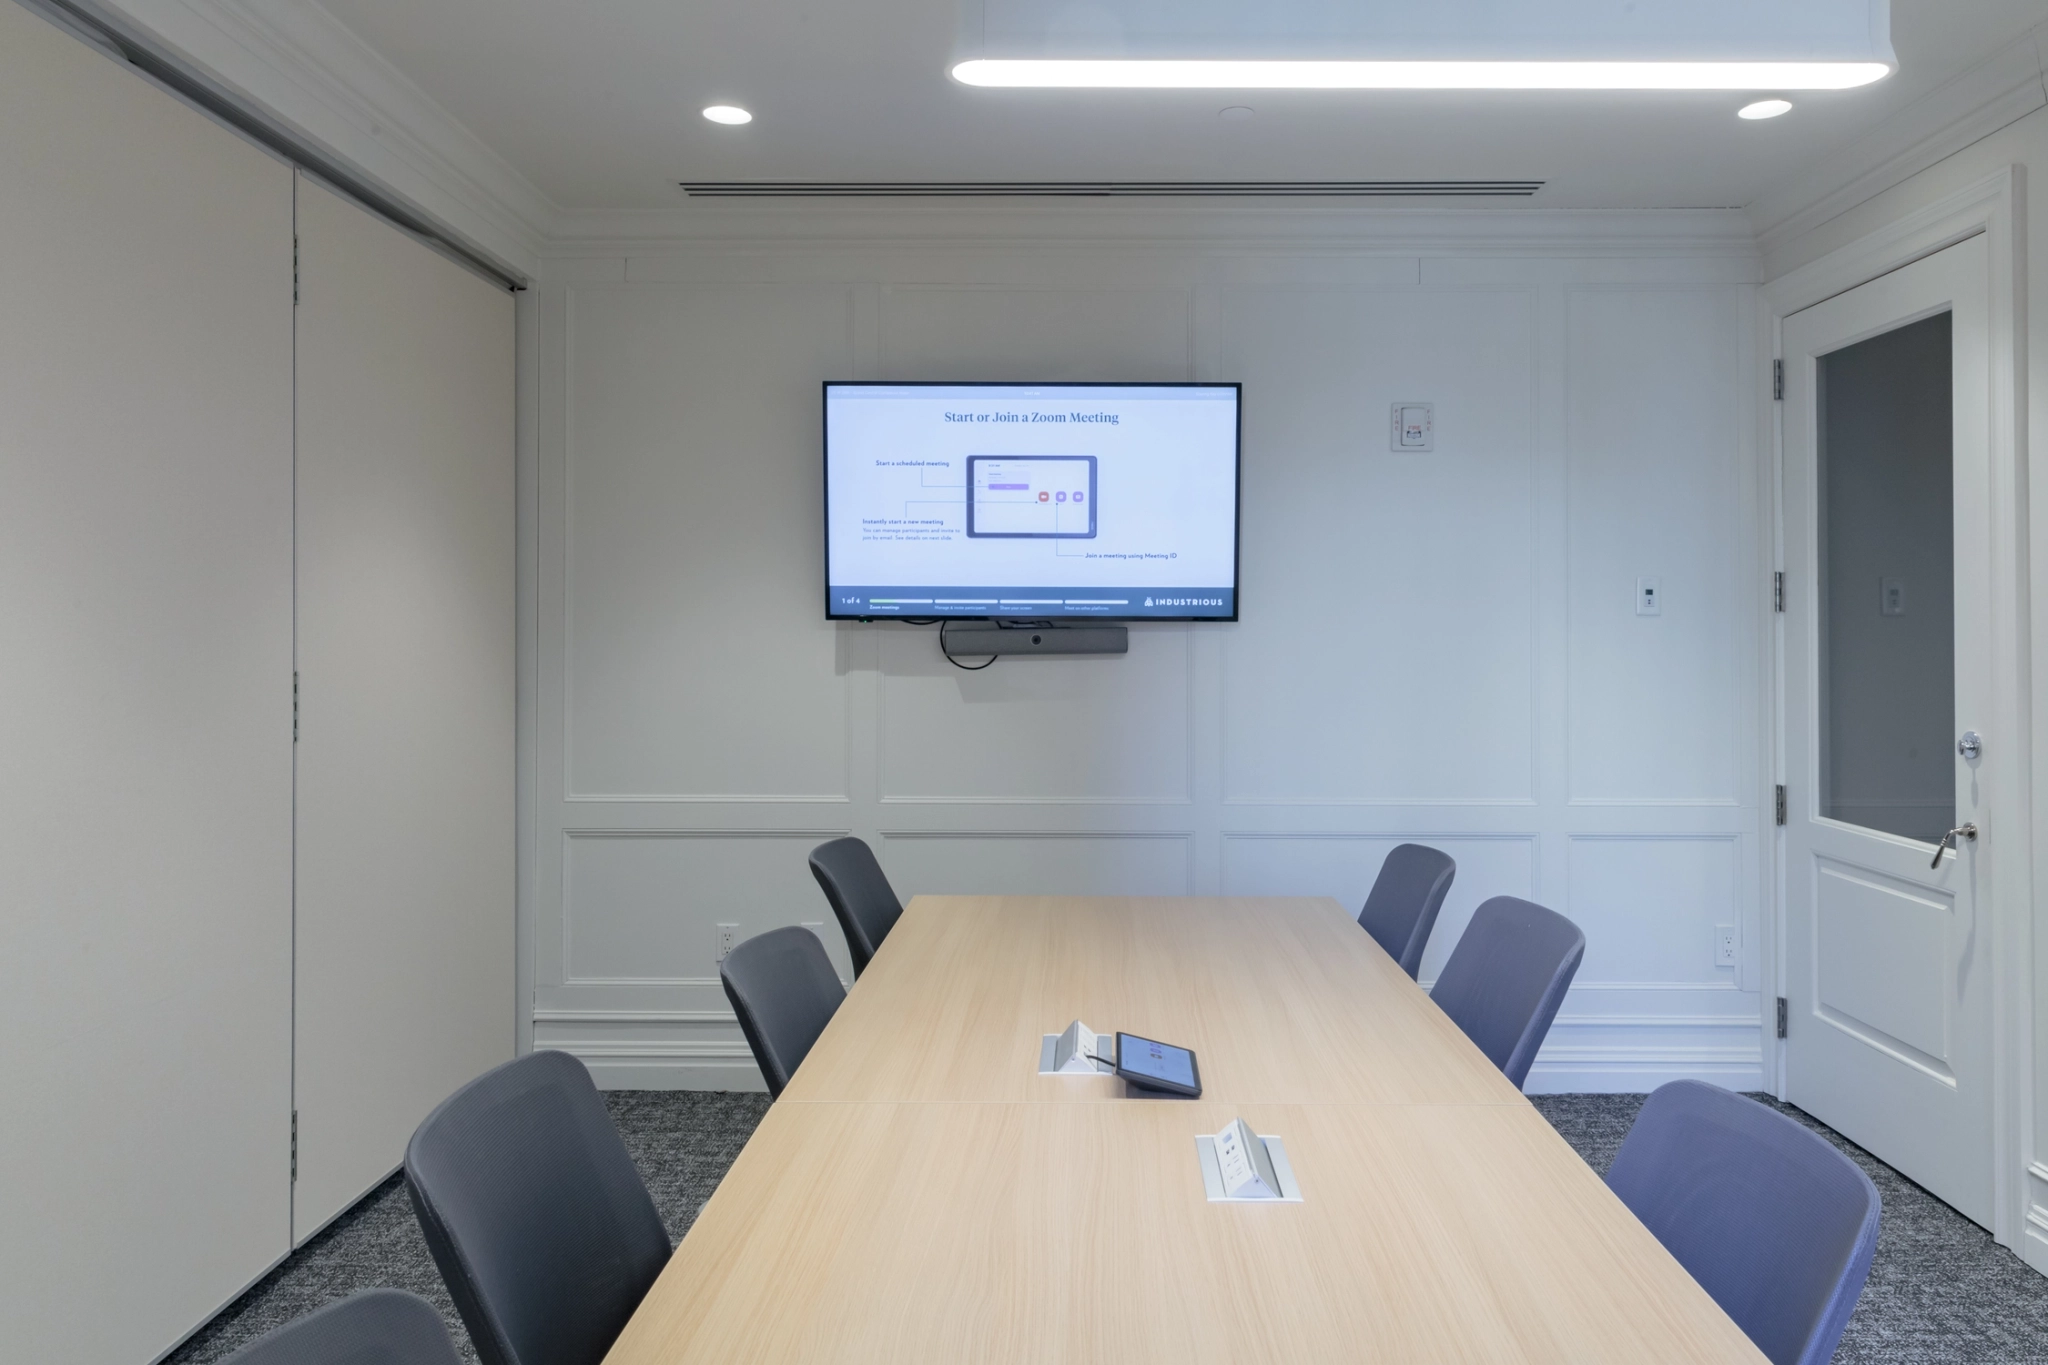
[290,1109,298,1181]
[1772,571,1784,612]
[293,671,299,743]
[1772,358,1784,401]
[1776,997,1788,1039]
[1774,784,1787,825]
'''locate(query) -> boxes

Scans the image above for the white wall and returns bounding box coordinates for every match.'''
[1760,102,2048,1276]
[0,3,295,1359]
[292,172,516,1243]
[529,212,1769,1093]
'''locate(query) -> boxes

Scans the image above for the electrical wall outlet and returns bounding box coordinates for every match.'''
[1714,924,1737,968]
[715,923,739,962]
[1880,576,1906,616]
[1637,576,1662,616]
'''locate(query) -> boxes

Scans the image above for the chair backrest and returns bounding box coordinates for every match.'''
[221,1290,461,1365]
[808,836,903,977]
[403,1051,671,1365]
[1356,843,1457,978]
[721,925,847,1098]
[1429,895,1584,1089]
[1605,1081,1881,1365]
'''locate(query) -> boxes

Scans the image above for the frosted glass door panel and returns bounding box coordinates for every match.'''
[1817,312,1954,843]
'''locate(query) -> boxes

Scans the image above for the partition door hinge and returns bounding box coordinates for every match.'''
[1774,784,1787,825]
[293,671,299,743]
[1773,358,1784,400]
[1772,572,1784,612]
[1776,997,1789,1039]
[290,1110,298,1181]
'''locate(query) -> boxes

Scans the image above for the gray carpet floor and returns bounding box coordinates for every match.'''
[164,1092,2048,1364]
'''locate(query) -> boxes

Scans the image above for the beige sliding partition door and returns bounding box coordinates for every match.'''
[0,4,295,1360]
[291,174,516,1241]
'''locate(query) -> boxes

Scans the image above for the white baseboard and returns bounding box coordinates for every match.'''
[1523,1012,1764,1094]
[580,1055,767,1091]
[1522,1056,1765,1094]
[534,1013,768,1091]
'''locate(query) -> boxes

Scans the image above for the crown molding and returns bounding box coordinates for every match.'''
[62,0,554,279]
[1749,21,2047,253]
[547,201,1759,260]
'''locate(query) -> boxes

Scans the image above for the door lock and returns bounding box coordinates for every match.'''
[1931,823,1977,869]
[1957,731,1982,761]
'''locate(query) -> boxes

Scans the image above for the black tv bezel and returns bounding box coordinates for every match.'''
[821,380,1243,623]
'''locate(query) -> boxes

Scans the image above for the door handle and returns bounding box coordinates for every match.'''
[1931,823,1977,869]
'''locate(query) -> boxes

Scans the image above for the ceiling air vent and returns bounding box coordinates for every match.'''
[678,180,1543,198]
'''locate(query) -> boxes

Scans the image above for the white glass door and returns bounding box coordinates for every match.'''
[1781,234,1993,1227]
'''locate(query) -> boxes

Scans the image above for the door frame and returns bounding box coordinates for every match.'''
[1758,168,2033,1263]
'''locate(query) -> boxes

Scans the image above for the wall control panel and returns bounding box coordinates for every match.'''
[1389,402,1434,451]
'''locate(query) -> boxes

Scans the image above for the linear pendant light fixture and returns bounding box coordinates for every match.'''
[951,0,1894,90]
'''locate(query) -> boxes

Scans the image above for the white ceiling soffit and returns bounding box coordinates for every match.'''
[25,0,553,278]
[954,0,1896,88]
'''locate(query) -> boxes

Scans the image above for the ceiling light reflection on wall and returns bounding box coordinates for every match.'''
[703,105,753,125]
[952,0,1895,90]
[1738,98,1795,118]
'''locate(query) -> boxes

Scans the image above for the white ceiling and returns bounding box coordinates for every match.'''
[314,0,2048,212]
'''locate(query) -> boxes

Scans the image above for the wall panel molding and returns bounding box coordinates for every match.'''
[533,237,1770,1091]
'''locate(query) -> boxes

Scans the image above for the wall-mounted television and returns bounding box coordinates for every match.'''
[824,382,1241,621]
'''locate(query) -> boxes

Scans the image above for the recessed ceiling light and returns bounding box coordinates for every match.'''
[1738,98,1793,119]
[952,61,1887,90]
[703,105,753,125]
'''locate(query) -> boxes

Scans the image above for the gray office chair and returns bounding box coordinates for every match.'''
[1606,1081,1880,1365]
[1357,843,1456,978]
[1430,895,1584,1090]
[721,925,846,1098]
[219,1290,461,1365]
[404,1051,671,1365]
[808,836,903,977]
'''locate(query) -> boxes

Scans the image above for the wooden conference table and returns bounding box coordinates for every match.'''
[605,896,1766,1364]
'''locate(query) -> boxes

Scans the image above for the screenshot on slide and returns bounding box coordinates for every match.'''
[824,383,1240,620]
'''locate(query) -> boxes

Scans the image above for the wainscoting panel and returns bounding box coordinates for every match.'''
[878,625,1193,804]
[1219,833,1539,981]
[564,830,855,985]
[879,284,1193,382]
[879,832,1195,897]
[563,284,857,801]
[1215,285,1540,805]
[1566,285,1746,806]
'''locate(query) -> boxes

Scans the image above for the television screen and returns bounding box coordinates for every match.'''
[824,382,1240,620]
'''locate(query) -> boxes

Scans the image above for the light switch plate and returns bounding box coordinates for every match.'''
[1390,402,1433,451]
[1637,577,1662,616]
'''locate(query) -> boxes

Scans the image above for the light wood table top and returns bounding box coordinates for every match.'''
[607,1099,1766,1365]
[605,895,1765,1365]
[780,896,1526,1106]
